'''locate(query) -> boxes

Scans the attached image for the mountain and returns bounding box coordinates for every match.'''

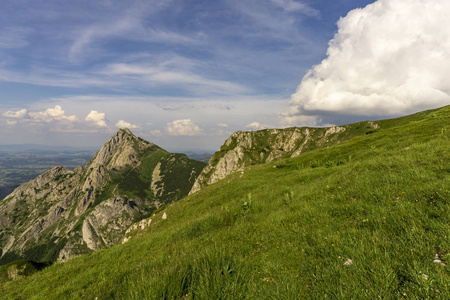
[1,106,449,298]
[190,105,443,195]
[0,129,206,265]
[190,121,382,194]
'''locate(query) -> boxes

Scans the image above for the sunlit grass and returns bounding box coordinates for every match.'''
[2,106,450,299]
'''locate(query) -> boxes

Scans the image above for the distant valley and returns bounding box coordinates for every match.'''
[0,147,95,199]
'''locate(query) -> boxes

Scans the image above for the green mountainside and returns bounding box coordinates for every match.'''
[1,106,450,298]
[0,129,205,266]
[190,119,383,193]
[190,107,443,195]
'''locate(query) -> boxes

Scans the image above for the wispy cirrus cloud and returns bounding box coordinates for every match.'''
[103,61,251,95]
[0,27,31,49]
[65,0,217,64]
[0,67,118,88]
[68,3,197,62]
[0,0,325,98]
[269,0,320,16]
[0,54,250,96]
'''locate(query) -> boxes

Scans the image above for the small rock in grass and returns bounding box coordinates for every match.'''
[433,254,446,266]
[162,212,167,220]
[343,259,353,266]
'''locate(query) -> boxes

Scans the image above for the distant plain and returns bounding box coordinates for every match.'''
[0,146,94,199]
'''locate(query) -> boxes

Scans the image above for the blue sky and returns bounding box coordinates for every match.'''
[1,0,447,151]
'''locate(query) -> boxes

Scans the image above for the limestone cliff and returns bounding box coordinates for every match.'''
[0,129,205,265]
[190,121,380,194]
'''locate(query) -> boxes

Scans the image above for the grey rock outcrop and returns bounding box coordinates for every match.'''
[190,122,377,194]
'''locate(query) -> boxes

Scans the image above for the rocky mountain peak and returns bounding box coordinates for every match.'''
[111,128,136,146]
[79,128,155,212]
[87,128,153,172]
[118,127,133,135]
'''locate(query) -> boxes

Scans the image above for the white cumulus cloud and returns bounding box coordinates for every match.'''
[246,122,270,130]
[115,120,139,129]
[166,119,201,136]
[5,120,17,126]
[85,110,107,127]
[3,108,28,119]
[150,130,162,137]
[283,0,450,125]
[28,105,77,122]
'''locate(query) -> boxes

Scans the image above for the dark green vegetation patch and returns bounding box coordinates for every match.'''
[0,260,51,287]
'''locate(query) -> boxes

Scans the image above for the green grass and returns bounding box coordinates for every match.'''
[1,106,450,299]
[94,149,205,205]
[196,106,444,191]
[94,147,168,202]
[154,153,207,202]
[0,260,51,287]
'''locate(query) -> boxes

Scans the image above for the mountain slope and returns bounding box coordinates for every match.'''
[190,121,381,193]
[0,129,205,265]
[190,107,443,194]
[1,105,449,298]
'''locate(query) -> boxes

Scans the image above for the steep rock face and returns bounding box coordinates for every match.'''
[79,196,154,252]
[0,129,205,265]
[77,128,152,215]
[86,128,147,173]
[190,122,379,194]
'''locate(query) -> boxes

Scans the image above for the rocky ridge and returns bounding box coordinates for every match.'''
[0,129,205,264]
[190,122,380,194]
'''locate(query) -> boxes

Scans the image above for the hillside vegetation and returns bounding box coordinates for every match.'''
[0,129,205,265]
[190,118,383,194]
[1,106,449,299]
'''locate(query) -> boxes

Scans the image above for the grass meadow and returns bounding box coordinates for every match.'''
[1,106,449,299]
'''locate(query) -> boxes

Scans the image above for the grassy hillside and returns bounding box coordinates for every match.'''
[0,260,50,287]
[191,106,424,193]
[1,106,449,299]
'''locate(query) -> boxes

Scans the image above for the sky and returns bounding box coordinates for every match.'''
[0,0,448,152]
